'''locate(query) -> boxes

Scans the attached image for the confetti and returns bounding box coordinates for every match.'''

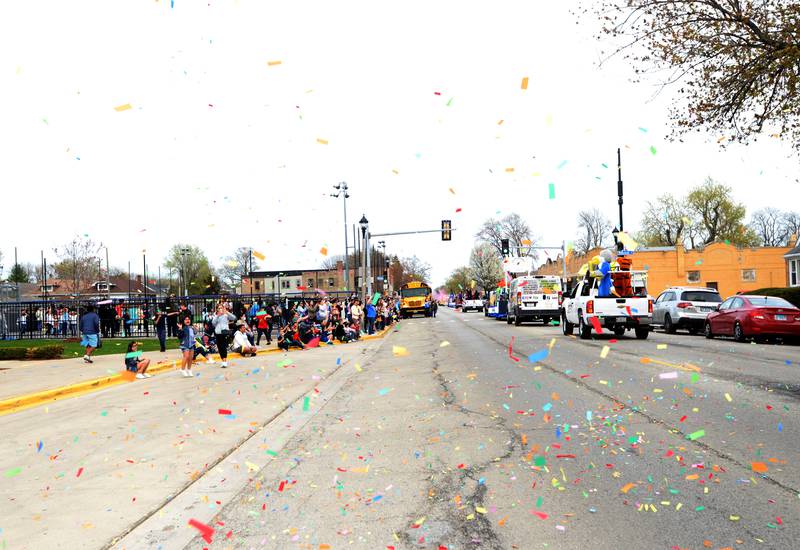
[302,397,310,411]
[267,60,282,66]
[686,429,705,441]
[439,341,450,347]
[751,462,768,473]
[521,77,529,90]
[252,250,266,261]
[657,344,668,350]
[114,103,132,112]
[316,138,328,145]
[4,467,22,478]
[218,409,232,415]
[188,518,215,544]
[548,183,555,200]
[590,317,603,333]
[650,145,657,155]
[528,349,549,363]
[600,345,610,359]
[392,346,409,357]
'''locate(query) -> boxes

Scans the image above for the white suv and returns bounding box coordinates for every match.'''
[652,287,722,335]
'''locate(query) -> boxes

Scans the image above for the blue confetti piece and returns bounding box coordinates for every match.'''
[778,422,783,432]
[786,360,793,366]
[478,477,485,484]
[37,441,43,453]
[225,414,237,420]
[557,160,568,169]
[336,357,341,366]
[170,0,174,7]
[372,495,383,502]
[555,427,562,439]
[586,411,592,421]
[528,349,549,363]
[378,388,391,396]
[542,402,552,412]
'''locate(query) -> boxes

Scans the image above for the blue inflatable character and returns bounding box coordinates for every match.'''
[594,249,614,297]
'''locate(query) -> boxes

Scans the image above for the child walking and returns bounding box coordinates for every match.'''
[178,316,195,377]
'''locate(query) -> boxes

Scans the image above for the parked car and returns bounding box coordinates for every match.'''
[704,295,800,343]
[652,287,722,335]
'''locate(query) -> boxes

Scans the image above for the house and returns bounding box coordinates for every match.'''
[81,276,160,299]
[536,241,794,299]
[785,236,800,287]
[244,261,357,296]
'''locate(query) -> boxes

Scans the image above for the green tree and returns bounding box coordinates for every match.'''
[686,178,757,245]
[164,244,213,296]
[587,0,800,149]
[469,243,502,291]
[638,194,691,247]
[202,271,222,294]
[8,263,29,283]
[444,266,472,294]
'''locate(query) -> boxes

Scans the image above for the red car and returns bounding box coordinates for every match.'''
[704,295,800,343]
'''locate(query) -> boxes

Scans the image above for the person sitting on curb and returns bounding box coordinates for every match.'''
[277,323,305,351]
[231,322,258,357]
[124,341,151,379]
[193,335,215,364]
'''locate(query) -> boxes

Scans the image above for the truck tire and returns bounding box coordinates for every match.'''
[613,326,626,337]
[635,326,649,339]
[579,314,591,340]
[561,313,573,335]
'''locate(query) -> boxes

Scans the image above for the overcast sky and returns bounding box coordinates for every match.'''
[1,0,797,287]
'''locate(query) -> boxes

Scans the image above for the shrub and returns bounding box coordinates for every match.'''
[748,287,800,308]
[0,346,65,361]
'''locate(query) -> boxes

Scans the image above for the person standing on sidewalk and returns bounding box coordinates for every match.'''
[211,303,236,368]
[254,303,272,345]
[177,316,195,377]
[365,300,377,335]
[154,307,168,353]
[80,305,101,364]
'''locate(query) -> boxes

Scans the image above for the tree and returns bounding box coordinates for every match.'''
[202,270,222,294]
[164,244,213,296]
[588,1,800,149]
[476,213,536,257]
[220,247,260,290]
[783,211,800,241]
[7,263,29,283]
[52,236,102,296]
[398,256,431,285]
[750,208,790,246]
[686,178,756,245]
[444,266,472,294]
[574,209,611,255]
[469,243,503,291]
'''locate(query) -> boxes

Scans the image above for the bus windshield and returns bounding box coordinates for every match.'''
[401,287,430,298]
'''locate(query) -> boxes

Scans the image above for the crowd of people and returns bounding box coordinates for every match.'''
[76,294,404,377]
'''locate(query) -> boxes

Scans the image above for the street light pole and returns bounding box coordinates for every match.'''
[331,182,351,291]
[359,215,372,300]
[617,147,624,232]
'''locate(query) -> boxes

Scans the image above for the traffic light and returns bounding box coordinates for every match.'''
[441,219,452,241]
[501,238,510,256]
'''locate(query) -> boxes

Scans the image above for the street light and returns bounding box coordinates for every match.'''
[330,182,351,291]
[612,226,620,251]
[359,215,371,298]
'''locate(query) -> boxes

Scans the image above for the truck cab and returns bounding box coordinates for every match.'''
[561,271,652,339]
[507,276,563,326]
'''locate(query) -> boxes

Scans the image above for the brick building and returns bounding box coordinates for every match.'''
[536,241,795,300]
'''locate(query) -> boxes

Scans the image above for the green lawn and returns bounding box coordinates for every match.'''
[0,338,181,359]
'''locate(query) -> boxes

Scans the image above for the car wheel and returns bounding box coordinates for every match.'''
[664,314,676,334]
[579,314,591,340]
[704,322,714,339]
[634,327,649,339]
[734,322,747,343]
[561,313,573,335]
[613,326,626,337]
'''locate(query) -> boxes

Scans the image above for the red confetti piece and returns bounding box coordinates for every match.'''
[188,518,215,543]
[532,511,549,520]
[278,481,286,492]
[679,415,687,422]
[457,463,465,469]
[455,208,462,213]
[556,454,576,459]
[218,409,232,415]
[590,317,603,333]
[76,467,84,477]
[579,374,590,379]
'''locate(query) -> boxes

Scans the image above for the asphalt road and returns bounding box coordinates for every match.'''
[196,307,799,549]
[2,307,798,550]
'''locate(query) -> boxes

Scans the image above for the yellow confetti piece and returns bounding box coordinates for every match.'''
[620,482,636,494]
[657,344,668,350]
[355,363,362,372]
[497,119,504,125]
[267,60,282,66]
[475,506,487,514]
[413,516,426,527]
[521,76,529,90]
[675,503,683,511]
[440,341,450,347]
[316,138,328,145]
[548,338,556,349]
[505,167,515,173]
[730,515,740,521]
[724,393,732,402]
[245,461,260,472]
[392,346,409,357]
[392,169,399,175]
[114,103,132,112]
[252,250,266,261]
[600,345,610,359]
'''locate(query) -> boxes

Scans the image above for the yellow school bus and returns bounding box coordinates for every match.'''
[400,281,432,318]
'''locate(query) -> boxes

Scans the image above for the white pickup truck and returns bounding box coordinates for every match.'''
[561,272,652,339]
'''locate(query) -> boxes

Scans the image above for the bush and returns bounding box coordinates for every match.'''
[749,287,800,308]
[0,345,65,361]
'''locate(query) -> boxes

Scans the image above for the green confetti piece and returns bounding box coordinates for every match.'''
[266,450,278,457]
[446,97,454,107]
[557,160,568,169]
[601,163,608,168]
[534,456,546,467]
[536,496,543,508]
[695,506,705,511]
[650,146,657,155]
[302,396,310,411]
[686,429,705,441]
[639,127,648,133]
[100,411,108,417]
[548,183,555,200]
[690,373,700,384]
[3,467,21,478]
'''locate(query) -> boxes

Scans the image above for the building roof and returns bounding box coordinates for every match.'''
[785,241,800,259]
[249,270,304,277]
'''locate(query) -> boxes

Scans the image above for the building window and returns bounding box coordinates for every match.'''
[270,281,275,290]
[791,259,799,287]
[308,279,314,288]
[96,283,109,291]
[296,280,302,289]
[254,281,261,291]
[281,280,290,289]
[741,269,756,282]
[328,278,335,288]
[687,271,701,283]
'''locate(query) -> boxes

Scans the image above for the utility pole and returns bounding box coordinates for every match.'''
[331,182,350,291]
[143,252,147,305]
[128,261,131,302]
[105,246,110,299]
[617,147,624,232]
[14,247,19,301]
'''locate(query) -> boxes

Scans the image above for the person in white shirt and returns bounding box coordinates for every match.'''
[231,323,258,357]
[350,300,363,334]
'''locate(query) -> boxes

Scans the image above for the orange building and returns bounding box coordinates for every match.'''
[536,241,795,300]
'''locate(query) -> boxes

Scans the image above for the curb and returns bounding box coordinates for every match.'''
[0,325,393,417]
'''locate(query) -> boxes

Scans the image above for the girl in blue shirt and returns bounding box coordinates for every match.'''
[178,317,195,378]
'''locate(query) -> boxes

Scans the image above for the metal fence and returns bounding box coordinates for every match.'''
[0,292,354,341]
